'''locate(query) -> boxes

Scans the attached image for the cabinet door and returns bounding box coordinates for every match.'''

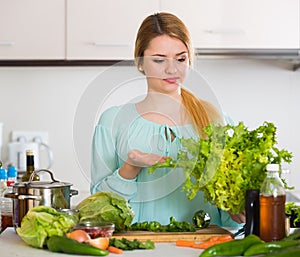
[67,0,160,60]
[0,0,65,60]
[161,0,300,49]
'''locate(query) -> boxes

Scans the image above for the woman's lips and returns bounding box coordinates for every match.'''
[163,77,179,84]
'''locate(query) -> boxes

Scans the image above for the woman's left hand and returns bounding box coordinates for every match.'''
[228,211,246,224]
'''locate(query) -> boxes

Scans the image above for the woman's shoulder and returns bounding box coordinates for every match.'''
[97,103,136,125]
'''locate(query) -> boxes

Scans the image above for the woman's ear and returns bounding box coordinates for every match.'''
[138,65,144,72]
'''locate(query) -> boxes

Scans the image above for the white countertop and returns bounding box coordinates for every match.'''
[0,228,204,257]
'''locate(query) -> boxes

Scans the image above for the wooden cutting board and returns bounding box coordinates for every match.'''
[112,225,233,243]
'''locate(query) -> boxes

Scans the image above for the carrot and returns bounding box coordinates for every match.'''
[176,235,234,250]
[214,235,233,241]
[108,246,123,254]
[192,235,234,249]
[175,240,194,247]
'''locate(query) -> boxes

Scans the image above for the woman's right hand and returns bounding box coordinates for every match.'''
[119,150,168,179]
[127,149,169,167]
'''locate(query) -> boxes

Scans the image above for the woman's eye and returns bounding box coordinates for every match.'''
[177,57,186,63]
[153,59,165,64]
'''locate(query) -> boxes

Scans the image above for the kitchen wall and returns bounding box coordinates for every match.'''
[0,58,299,205]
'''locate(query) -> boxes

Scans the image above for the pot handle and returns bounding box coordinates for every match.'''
[29,169,59,183]
[70,189,78,197]
[4,192,42,201]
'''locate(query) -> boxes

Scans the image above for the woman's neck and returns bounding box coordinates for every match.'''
[136,92,187,126]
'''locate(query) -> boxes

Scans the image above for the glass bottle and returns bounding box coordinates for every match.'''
[259,164,286,241]
[21,150,39,182]
[245,189,260,237]
[7,166,17,187]
[0,167,7,232]
[1,166,18,230]
[0,168,7,195]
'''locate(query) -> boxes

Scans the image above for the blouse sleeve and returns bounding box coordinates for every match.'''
[90,107,138,200]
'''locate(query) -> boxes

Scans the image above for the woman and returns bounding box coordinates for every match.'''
[91,12,244,226]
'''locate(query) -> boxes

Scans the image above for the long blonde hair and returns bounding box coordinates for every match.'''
[134,12,222,136]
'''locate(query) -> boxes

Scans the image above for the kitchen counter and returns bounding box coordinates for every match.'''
[0,228,204,257]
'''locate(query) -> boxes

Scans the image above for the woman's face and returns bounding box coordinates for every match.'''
[142,35,189,95]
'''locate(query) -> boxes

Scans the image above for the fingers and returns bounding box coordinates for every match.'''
[127,150,169,167]
[229,211,246,224]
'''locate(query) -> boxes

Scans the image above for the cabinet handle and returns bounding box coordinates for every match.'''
[93,42,130,47]
[204,29,244,35]
[0,41,15,46]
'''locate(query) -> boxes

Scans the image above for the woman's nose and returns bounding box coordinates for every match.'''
[165,59,177,74]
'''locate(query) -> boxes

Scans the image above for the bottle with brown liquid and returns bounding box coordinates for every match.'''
[259,164,286,242]
[21,150,39,182]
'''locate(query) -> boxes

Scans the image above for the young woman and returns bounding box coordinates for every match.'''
[91,12,245,226]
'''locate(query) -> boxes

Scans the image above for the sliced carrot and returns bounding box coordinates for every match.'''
[214,235,233,241]
[108,246,123,254]
[192,235,234,249]
[192,240,221,249]
[207,236,222,242]
[176,235,234,250]
[176,240,194,247]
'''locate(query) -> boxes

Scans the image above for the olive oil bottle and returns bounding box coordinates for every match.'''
[259,164,286,242]
[21,150,39,182]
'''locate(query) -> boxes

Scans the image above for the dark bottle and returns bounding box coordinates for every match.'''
[260,164,286,242]
[21,150,39,182]
[245,189,260,237]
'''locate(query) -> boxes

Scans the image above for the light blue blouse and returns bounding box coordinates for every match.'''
[91,103,240,227]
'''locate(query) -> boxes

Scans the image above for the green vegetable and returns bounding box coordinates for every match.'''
[244,240,300,256]
[286,202,300,227]
[192,210,210,228]
[47,235,108,256]
[109,237,155,250]
[199,234,263,257]
[150,122,292,214]
[130,216,195,232]
[16,206,77,248]
[148,221,162,232]
[264,245,300,257]
[76,191,134,231]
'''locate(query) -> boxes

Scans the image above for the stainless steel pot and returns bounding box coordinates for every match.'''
[5,169,78,228]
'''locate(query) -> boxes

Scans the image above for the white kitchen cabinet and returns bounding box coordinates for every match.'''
[0,0,65,60]
[66,0,160,60]
[161,0,300,49]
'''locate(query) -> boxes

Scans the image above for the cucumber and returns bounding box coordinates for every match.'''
[47,235,108,256]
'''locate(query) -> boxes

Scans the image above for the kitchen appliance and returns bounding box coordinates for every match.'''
[4,169,78,228]
[7,137,53,171]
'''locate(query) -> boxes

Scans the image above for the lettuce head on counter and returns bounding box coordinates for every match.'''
[76,191,134,231]
[16,206,77,248]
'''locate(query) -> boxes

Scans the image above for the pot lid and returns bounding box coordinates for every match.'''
[13,180,73,189]
[14,169,73,188]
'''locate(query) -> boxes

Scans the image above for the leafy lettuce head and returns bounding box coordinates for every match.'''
[76,191,134,231]
[16,206,77,248]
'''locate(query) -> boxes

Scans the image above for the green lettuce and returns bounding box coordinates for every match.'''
[76,191,134,231]
[149,122,292,214]
[16,206,77,248]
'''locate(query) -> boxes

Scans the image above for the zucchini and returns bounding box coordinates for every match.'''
[47,235,108,256]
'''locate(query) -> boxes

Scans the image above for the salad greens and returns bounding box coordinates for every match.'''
[76,191,134,231]
[286,202,300,227]
[149,122,292,214]
[16,206,77,248]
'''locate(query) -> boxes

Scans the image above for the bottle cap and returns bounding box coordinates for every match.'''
[7,166,17,178]
[26,150,34,156]
[266,163,280,171]
[0,168,7,179]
